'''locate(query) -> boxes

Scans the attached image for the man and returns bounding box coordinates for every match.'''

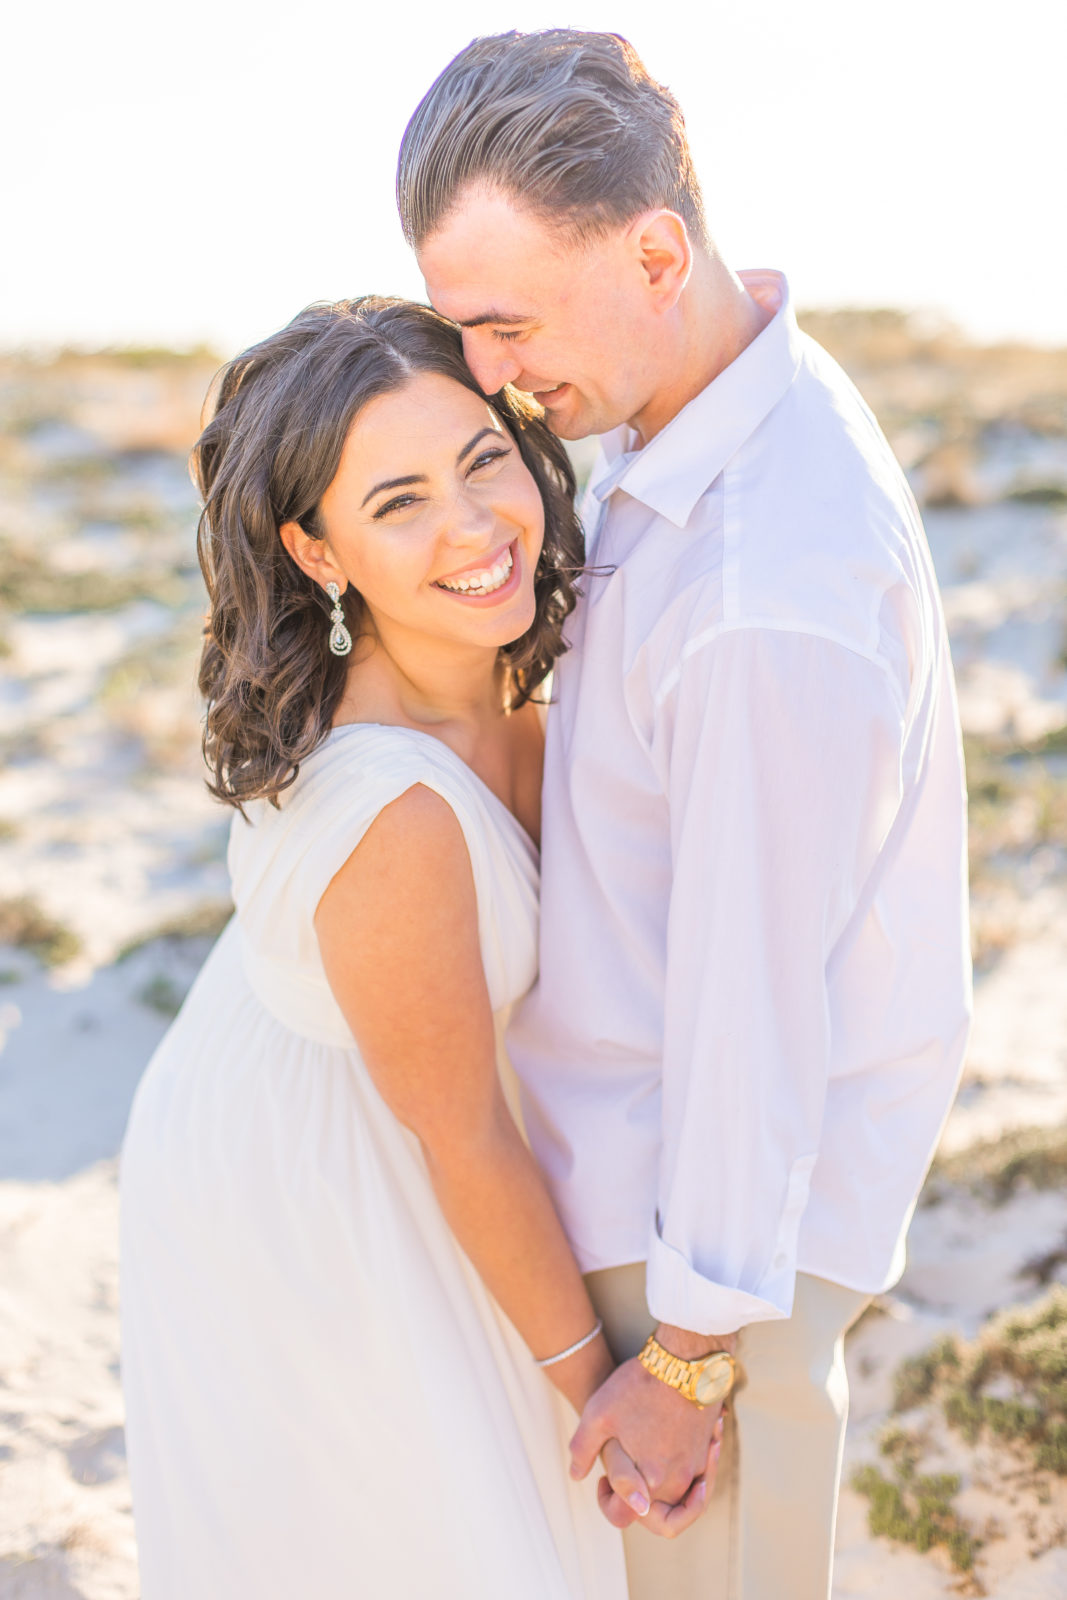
[397,29,972,1600]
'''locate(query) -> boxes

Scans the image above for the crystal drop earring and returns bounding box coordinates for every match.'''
[326,582,352,657]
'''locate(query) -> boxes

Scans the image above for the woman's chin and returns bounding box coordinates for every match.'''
[433,586,538,652]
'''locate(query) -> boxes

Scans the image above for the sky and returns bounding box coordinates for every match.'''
[4,0,1065,354]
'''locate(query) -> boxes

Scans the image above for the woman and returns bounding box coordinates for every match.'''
[119,297,636,1598]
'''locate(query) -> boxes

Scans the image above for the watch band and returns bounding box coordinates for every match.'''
[637,1333,736,1409]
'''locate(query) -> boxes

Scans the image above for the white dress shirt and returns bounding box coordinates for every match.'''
[508,270,972,1336]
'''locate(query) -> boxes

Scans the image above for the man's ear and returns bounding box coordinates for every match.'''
[634,210,692,311]
[278,520,347,593]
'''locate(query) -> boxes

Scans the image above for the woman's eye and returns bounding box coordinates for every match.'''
[372,449,509,515]
[373,493,420,519]
[496,330,523,344]
[469,447,511,473]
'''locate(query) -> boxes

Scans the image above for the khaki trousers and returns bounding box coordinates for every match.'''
[584,1265,869,1600]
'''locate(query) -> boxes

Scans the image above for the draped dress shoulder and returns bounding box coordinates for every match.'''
[120,723,626,1600]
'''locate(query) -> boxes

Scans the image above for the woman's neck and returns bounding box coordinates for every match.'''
[333,623,508,742]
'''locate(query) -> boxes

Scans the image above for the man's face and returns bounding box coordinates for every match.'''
[418,188,660,441]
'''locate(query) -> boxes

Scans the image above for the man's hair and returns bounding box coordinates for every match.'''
[397,29,708,251]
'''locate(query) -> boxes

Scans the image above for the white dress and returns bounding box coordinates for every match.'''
[119,724,627,1600]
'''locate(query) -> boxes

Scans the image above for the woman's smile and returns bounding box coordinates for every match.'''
[434,539,521,603]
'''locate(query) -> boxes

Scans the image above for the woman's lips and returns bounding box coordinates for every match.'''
[433,539,524,606]
[435,540,512,586]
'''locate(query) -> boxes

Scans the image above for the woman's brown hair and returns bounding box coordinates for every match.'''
[193,296,583,810]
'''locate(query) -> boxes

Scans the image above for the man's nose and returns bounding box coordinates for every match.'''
[462,331,521,396]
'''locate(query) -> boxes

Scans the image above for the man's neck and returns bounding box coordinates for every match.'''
[629,254,772,446]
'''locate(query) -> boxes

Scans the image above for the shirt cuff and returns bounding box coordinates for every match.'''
[645,1229,795,1336]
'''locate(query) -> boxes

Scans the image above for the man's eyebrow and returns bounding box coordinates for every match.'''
[360,429,503,509]
[455,310,530,329]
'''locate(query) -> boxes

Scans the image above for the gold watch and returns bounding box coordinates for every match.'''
[637,1333,736,1409]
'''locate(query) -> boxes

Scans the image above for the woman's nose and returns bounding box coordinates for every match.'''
[442,480,497,547]
[461,330,521,396]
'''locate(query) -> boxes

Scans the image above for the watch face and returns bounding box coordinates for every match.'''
[694,1355,733,1407]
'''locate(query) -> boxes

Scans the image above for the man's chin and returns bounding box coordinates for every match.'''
[543,413,590,442]
[537,395,596,442]
[539,391,631,442]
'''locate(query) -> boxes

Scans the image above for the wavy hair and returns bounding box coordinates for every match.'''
[193,297,583,810]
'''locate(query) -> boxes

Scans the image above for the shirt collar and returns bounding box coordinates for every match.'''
[588,270,804,529]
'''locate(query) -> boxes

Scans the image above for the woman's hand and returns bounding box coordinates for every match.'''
[597,1419,724,1534]
[571,1359,725,1537]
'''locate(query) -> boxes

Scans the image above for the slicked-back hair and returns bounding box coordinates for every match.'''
[397,29,708,251]
[193,297,584,811]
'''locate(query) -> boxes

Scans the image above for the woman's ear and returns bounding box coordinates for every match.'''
[278,521,347,593]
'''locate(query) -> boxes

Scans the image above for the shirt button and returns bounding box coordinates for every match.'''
[773,1253,788,1269]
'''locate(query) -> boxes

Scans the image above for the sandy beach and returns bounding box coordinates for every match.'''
[1,322,1066,1597]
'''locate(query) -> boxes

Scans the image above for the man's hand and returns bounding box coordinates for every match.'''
[569,1355,725,1539]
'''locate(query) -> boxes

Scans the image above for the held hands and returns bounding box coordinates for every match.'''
[569,1356,726,1539]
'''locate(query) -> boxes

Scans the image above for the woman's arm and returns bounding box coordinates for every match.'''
[314,781,612,1414]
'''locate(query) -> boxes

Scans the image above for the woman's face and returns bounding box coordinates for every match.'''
[313,371,545,654]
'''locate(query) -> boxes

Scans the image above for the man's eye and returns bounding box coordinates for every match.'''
[496,330,523,343]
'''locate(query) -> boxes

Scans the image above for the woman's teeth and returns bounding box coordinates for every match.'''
[437,548,514,596]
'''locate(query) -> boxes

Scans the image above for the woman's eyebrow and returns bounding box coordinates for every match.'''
[360,474,424,508]
[360,429,504,508]
[456,426,503,463]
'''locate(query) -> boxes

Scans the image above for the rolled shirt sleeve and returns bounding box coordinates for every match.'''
[644,625,908,1334]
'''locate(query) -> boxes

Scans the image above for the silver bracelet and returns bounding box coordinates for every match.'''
[535,1318,604,1369]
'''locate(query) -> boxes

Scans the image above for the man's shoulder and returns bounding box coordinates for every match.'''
[591,327,936,697]
[621,358,934,716]
[726,337,929,645]
[766,329,910,512]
